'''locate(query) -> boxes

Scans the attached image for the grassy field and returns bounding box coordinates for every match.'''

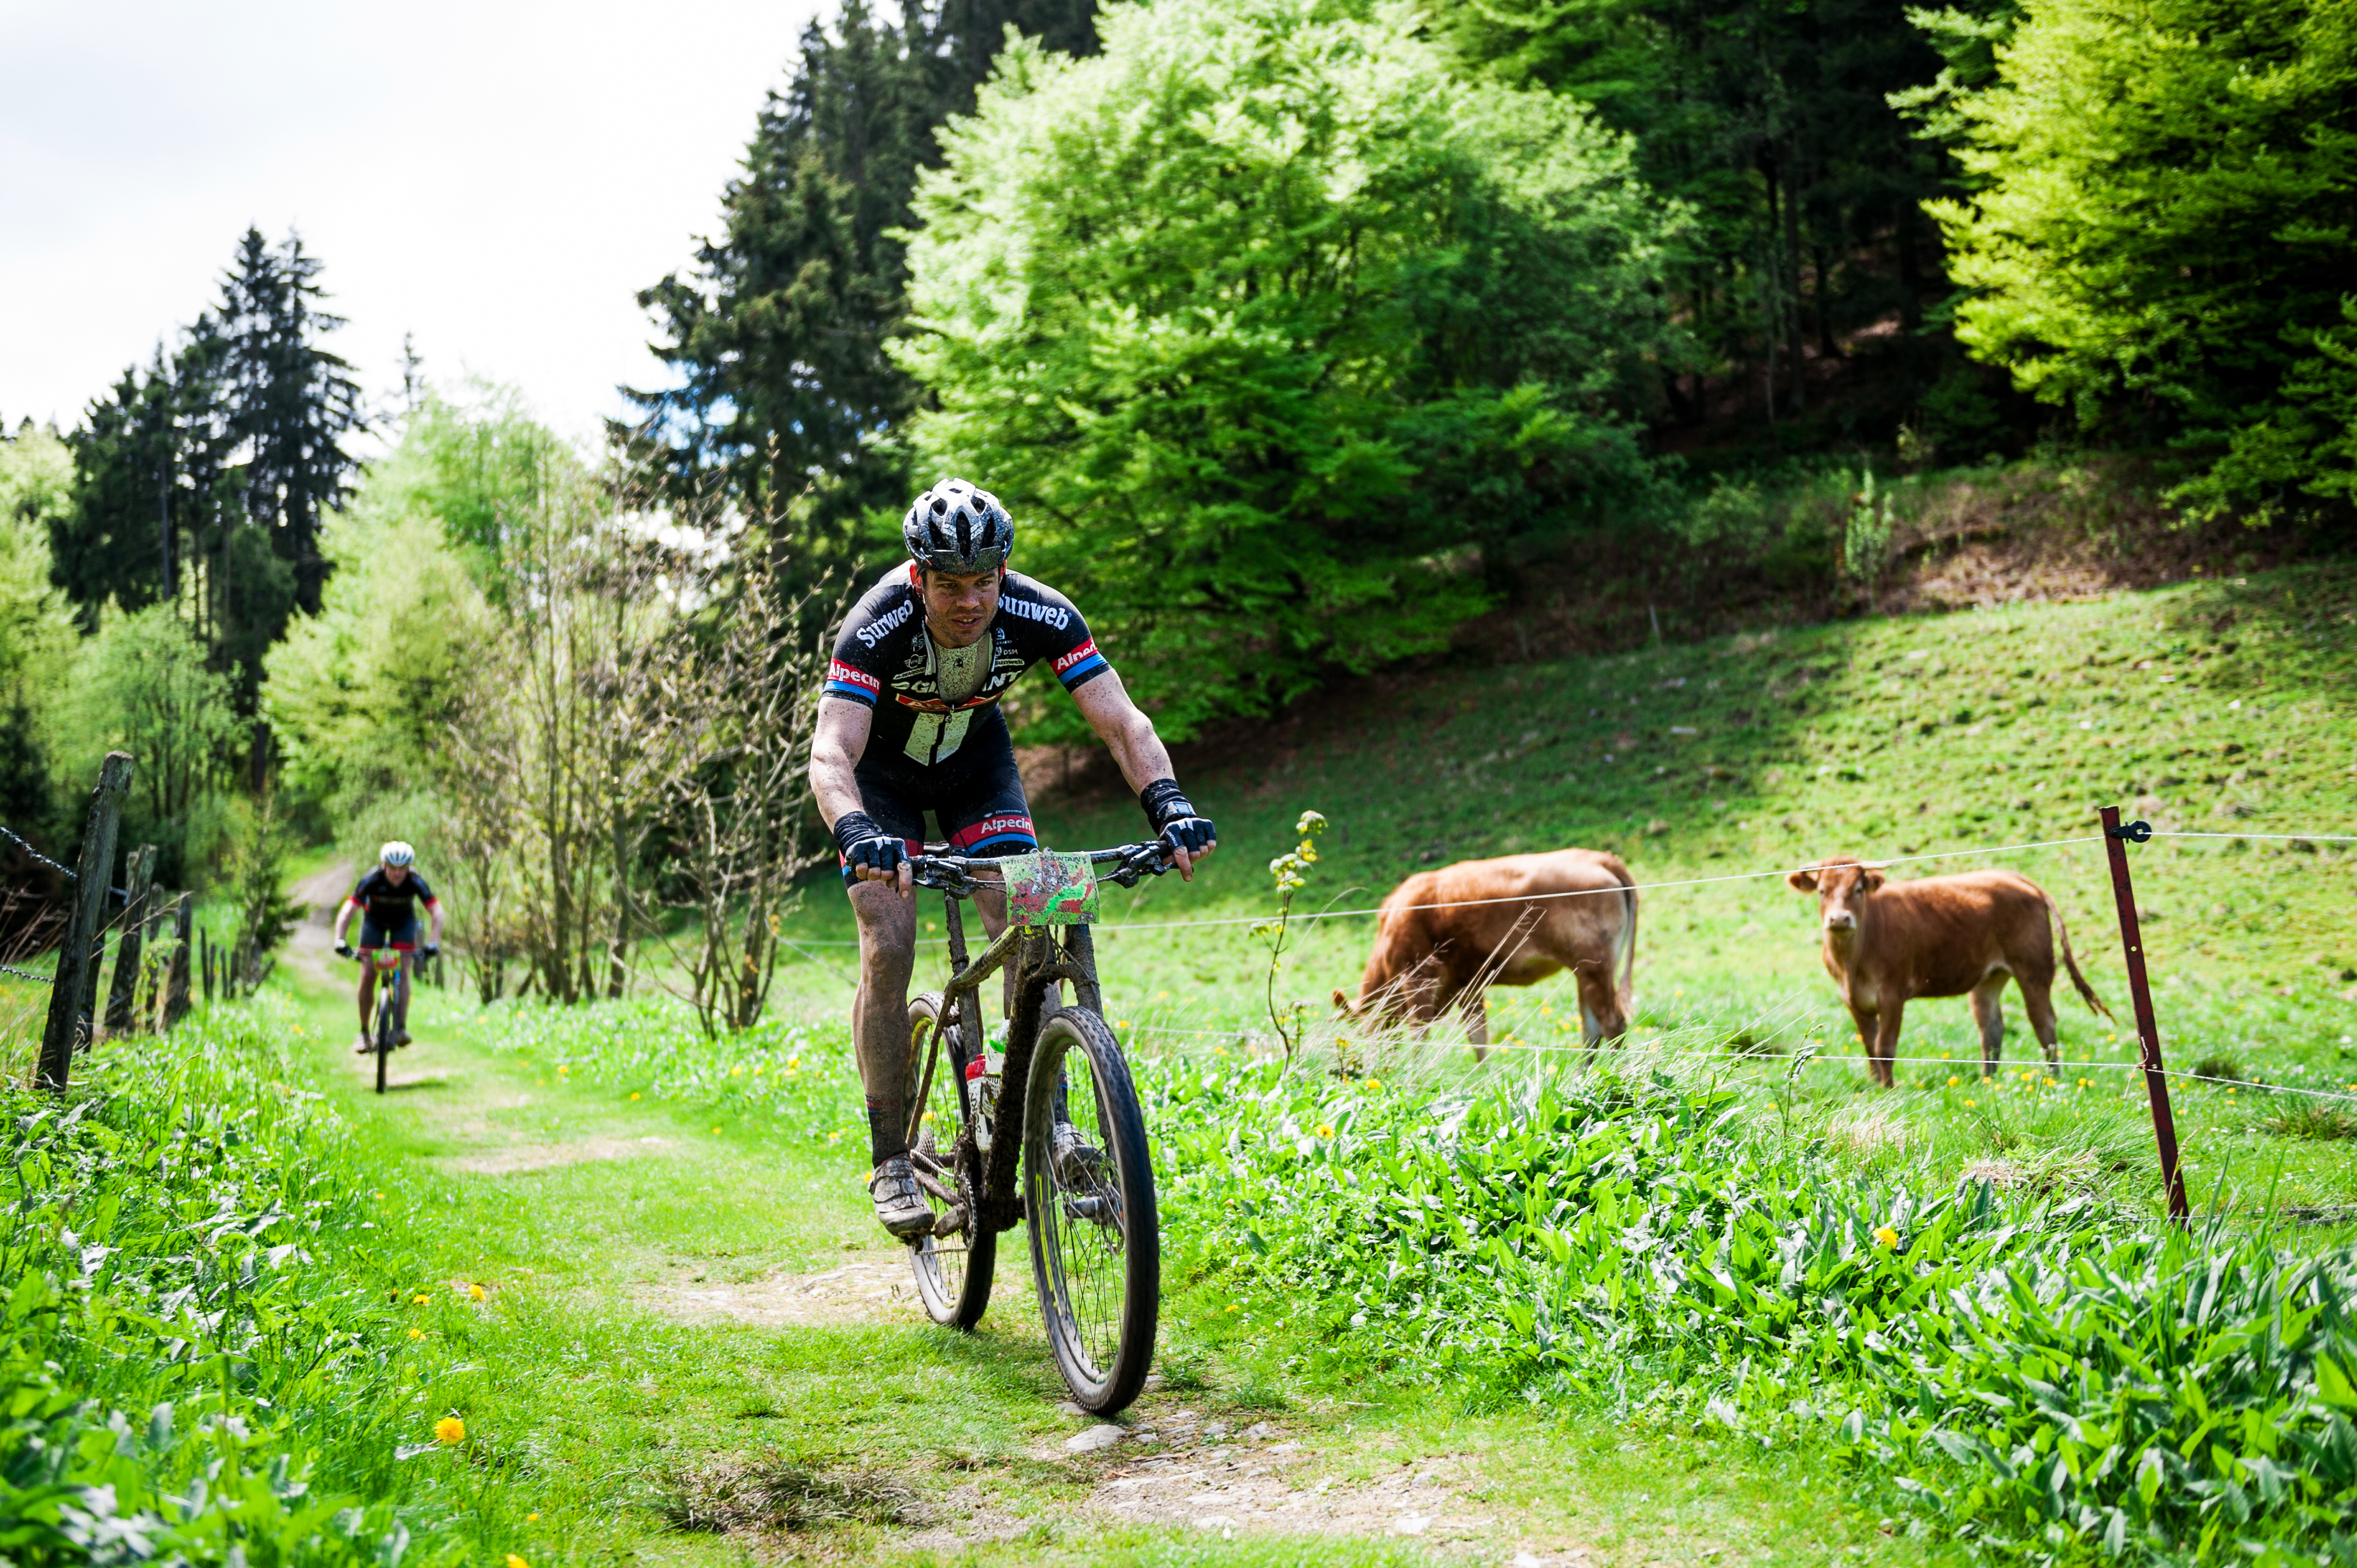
[773,559,2357,1223]
[7,561,2354,1565]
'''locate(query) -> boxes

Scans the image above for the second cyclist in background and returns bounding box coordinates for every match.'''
[332,841,445,1054]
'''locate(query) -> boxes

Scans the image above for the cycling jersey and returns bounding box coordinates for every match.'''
[350,867,437,928]
[824,566,1111,767]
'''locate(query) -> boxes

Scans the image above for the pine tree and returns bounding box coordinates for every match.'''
[628,0,1099,580]
[218,228,363,616]
[56,230,360,695]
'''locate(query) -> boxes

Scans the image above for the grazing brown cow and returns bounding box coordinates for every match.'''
[1333,850,1636,1056]
[1787,857,2111,1086]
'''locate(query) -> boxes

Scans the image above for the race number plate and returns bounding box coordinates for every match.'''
[1001,850,1099,927]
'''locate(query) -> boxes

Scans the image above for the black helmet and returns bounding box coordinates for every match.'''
[903,480,1012,574]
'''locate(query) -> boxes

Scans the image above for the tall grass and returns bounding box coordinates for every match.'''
[0,997,478,1566]
[1150,1051,2357,1565]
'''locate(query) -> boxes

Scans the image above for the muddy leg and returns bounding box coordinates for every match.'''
[2020,977,2062,1070]
[1971,977,2008,1079]
[1871,998,1906,1089]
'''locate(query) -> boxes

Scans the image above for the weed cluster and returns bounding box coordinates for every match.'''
[0,998,460,1564]
[1151,1054,2357,1564]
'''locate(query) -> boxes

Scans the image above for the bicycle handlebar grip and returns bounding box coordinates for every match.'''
[334,942,355,959]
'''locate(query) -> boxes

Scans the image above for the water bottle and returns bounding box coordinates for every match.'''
[966,1042,1003,1153]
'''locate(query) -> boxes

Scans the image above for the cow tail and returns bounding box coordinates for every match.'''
[2048,893,2113,1020]
[1617,871,1638,1014]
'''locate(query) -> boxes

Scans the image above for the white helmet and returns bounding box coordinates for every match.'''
[379,841,415,867]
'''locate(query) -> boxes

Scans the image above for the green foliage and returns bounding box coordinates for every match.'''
[53,605,243,878]
[629,0,1100,580]
[1926,0,2357,521]
[264,401,502,809]
[1425,0,1953,425]
[1153,1057,2357,1563]
[0,425,80,839]
[0,998,451,1565]
[899,0,1682,738]
[362,384,582,598]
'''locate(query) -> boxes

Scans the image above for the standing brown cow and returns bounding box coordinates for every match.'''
[1787,857,2111,1086]
[1333,849,1636,1056]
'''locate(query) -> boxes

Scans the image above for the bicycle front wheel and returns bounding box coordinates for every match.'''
[904,993,995,1329]
[1024,1006,1158,1413]
[373,993,393,1094]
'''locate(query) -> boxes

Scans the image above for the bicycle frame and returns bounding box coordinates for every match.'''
[905,843,1163,1234]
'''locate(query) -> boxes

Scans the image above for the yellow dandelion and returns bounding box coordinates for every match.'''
[629,1092,640,1101]
[711,1125,723,1133]
[1365,1078,1383,1091]
[412,1294,431,1305]
[435,1416,466,1445]
[373,1189,385,1198]
[1948,1076,1960,1088]
[1316,1123,1336,1139]
[408,1327,424,1340]
[787,1054,800,1068]
[507,1556,528,1568]
[729,1066,743,1077]
[1964,1098,1977,1109]
[1225,1303,1241,1313]
[525,1513,539,1522]
[469,1284,487,1301]
[1872,1226,1899,1249]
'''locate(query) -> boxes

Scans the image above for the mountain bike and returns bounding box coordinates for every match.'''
[899,841,1171,1413]
[346,946,405,1095]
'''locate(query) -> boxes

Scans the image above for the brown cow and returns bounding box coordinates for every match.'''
[1333,850,1636,1056]
[1787,857,2111,1086]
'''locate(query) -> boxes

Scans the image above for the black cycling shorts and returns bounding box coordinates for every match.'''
[358,916,419,951]
[847,722,1038,866]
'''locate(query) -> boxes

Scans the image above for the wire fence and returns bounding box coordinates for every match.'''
[781,824,2357,947]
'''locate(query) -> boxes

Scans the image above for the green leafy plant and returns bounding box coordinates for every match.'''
[1250,809,1326,1061]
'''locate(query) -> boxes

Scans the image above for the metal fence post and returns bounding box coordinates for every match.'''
[102,844,157,1035]
[2098,806,2191,1223]
[38,753,134,1091]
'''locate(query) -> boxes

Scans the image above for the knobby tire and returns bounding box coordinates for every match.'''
[1024,1005,1158,1413]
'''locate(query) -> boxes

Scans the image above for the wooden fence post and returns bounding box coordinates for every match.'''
[38,753,133,1092]
[102,844,157,1035]
[164,894,193,1029]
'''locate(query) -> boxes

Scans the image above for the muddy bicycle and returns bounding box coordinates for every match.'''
[899,841,1170,1413]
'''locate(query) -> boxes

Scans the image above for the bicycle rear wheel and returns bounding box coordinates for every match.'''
[1024,1006,1158,1413]
[904,993,995,1328]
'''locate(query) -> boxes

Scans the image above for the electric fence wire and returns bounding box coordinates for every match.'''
[0,963,53,986]
[782,822,2357,945]
[1107,1018,2357,1105]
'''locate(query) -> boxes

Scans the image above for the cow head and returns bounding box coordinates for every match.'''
[1787,857,1886,944]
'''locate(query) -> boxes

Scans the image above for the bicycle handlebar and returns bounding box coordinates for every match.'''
[908,841,1176,897]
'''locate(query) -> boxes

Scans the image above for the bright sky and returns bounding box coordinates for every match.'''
[0,0,829,444]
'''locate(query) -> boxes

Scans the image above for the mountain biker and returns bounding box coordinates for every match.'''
[809,479,1218,1240]
[332,842,445,1055]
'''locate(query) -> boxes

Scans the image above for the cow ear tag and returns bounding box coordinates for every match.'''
[1002,850,1099,927]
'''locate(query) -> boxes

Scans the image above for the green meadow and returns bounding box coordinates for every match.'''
[7,563,2354,1567]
